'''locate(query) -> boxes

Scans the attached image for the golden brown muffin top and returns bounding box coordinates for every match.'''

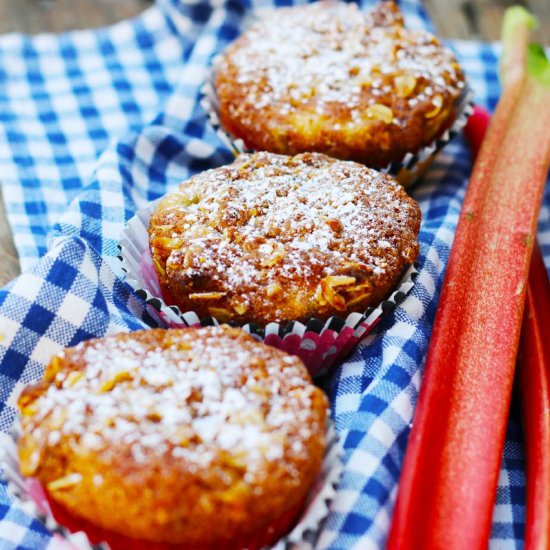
[18,327,328,483]
[219,1,464,123]
[214,1,466,169]
[149,152,420,324]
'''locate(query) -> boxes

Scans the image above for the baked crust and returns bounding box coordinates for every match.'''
[214,1,466,168]
[18,327,328,546]
[149,151,421,325]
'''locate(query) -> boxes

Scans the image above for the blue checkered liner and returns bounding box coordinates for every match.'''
[1,1,549,548]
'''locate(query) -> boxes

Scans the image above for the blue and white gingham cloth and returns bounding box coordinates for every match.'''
[1,1,549,548]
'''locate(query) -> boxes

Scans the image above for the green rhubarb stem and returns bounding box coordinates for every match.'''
[387,8,550,550]
[501,7,536,88]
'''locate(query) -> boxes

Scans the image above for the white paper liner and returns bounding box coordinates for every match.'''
[117,203,418,376]
[0,419,342,550]
[200,55,474,188]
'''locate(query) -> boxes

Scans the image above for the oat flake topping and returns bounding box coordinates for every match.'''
[19,327,327,483]
[149,152,420,325]
[214,1,466,168]
[219,2,464,119]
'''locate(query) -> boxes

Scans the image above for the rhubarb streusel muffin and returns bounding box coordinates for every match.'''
[148,151,421,326]
[17,326,328,548]
[214,1,466,169]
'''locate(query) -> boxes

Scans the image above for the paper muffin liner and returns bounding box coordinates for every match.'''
[117,203,418,376]
[0,418,342,550]
[200,56,474,188]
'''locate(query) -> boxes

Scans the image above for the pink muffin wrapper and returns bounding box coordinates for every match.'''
[117,203,418,376]
[200,55,474,188]
[0,418,342,550]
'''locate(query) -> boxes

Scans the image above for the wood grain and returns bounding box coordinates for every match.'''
[424,0,550,45]
[0,187,19,285]
[0,0,548,287]
[0,0,150,34]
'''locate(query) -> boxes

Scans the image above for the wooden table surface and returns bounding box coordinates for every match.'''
[0,0,548,287]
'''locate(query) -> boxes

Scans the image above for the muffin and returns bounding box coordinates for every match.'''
[17,326,328,548]
[148,151,421,327]
[213,1,467,170]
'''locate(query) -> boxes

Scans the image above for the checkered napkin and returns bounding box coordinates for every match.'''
[1,0,549,548]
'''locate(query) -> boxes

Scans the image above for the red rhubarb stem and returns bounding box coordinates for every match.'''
[466,104,550,550]
[387,7,550,550]
[520,243,550,550]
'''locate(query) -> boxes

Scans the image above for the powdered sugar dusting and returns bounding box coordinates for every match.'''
[21,327,327,481]
[217,2,465,124]
[149,151,420,323]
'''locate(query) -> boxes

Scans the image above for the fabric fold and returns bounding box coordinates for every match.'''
[0,2,541,548]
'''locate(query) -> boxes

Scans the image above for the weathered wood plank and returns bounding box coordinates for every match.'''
[425,0,550,44]
[424,0,475,41]
[40,0,150,34]
[0,0,150,34]
[0,187,20,286]
[527,0,550,47]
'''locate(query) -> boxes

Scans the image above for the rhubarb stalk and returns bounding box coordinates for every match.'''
[520,243,550,550]
[467,105,550,550]
[387,8,550,550]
